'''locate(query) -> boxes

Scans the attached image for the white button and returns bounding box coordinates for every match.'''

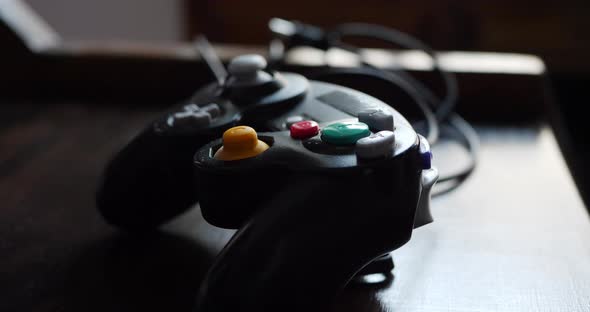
[356,131,395,159]
[418,134,430,154]
[358,109,394,131]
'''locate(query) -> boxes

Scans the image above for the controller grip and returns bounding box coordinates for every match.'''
[96,126,205,230]
[196,174,421,311]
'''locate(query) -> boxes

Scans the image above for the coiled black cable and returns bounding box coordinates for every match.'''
[268,18,479,196]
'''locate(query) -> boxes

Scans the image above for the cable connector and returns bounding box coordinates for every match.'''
[268,18,333,51]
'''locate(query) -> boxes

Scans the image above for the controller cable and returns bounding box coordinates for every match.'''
[268,18,479,196]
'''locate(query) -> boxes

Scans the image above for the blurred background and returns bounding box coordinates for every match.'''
[27,0,589,79]
[26,0,185,42]
[21,0,589,128]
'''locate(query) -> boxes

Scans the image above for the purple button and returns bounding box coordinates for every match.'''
[421,151,432,169]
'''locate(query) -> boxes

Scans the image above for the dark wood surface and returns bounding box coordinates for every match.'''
[1,98,590,312]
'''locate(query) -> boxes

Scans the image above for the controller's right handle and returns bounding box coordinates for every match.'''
[195,168,423,311]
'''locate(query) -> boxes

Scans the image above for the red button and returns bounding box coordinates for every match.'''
[290,120,320,139]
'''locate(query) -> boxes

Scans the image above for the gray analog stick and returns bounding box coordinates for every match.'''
[227,54,273,86]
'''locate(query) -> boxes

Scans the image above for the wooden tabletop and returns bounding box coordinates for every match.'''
[1,99,589,312]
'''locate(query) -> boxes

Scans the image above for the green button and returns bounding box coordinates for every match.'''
[321,121,371,145]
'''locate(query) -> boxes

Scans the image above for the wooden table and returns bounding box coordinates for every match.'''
[1,99,590,312]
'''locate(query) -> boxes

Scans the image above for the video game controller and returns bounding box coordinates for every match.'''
[96,53,437,310]
[192,94,437,311]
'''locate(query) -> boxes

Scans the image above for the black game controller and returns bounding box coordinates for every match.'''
[194,117,437,311]
[96,53,438,310]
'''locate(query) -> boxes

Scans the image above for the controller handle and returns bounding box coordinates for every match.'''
[96,126,215,230]
[196,166,435,311]
[96,70,309,230]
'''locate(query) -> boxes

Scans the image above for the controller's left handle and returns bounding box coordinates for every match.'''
[96,125,207,231]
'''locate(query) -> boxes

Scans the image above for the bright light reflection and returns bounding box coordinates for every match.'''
[287,47,546,75]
